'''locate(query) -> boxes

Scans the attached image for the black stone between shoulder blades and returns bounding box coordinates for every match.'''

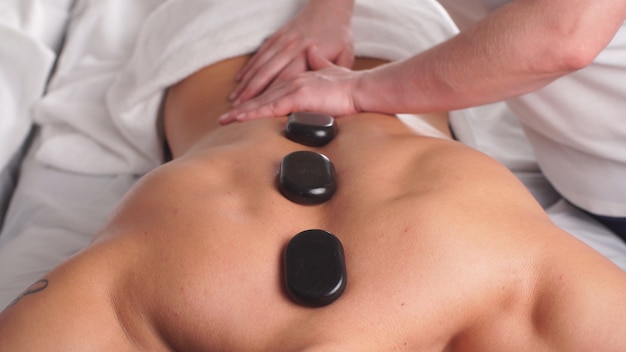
[278,151,337,205]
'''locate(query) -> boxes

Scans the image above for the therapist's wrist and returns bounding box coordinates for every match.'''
[351,70,373,114]
[308,0,354,21]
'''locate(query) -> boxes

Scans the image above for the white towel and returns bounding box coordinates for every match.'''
[31,0,164,175]
[36,0,464,175]
[0,0,72,172]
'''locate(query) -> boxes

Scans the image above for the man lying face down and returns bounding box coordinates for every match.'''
[1,55,626,351]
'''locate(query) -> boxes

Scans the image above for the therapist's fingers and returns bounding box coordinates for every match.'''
[235,34,281,82]
[220,85,298,124]
[238,45,346,102]
[232,53,297,104]
[334,46,355,68]
[267,56,307,90]
[231,41,293,102]
[307,46,335,71]
[220,49,362,125]
[220,78,357,125]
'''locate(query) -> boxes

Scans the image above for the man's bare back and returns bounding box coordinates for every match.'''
[1,56,626,351]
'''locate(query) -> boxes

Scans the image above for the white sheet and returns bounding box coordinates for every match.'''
[32,0,164,175]
[0,0,74,230]
[0,135,137,309]
[0,146,25,230]
[0,0,72,172]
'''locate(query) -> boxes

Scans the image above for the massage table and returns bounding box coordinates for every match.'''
[1,0,625,310]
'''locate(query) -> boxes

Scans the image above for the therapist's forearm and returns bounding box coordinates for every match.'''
[354,0,625,114]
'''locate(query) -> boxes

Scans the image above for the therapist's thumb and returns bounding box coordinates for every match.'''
[307,46,333,71]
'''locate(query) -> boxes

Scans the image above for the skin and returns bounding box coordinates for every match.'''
[230,0,355,104]
[1,56,626,351]
[219,0,626,124]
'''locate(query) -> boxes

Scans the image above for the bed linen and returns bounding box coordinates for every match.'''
[0,146,25,230]
[0,0,71,174]
[0,137,137,308]
[0,0,74,227]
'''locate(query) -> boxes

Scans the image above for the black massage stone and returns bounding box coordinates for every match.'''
[278,151,337,205]
[284,229,347,307]
[285,112,337,147]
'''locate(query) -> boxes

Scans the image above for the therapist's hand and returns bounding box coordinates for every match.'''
[220,47,364,125]
[229,0,355,105]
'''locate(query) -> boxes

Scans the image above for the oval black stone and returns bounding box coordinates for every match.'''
[284,229,347,307]
[278,151,337,205]
[285,112,337,147]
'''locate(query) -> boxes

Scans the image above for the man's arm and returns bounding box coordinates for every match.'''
[219,0,626,123]
[532,236,626,351]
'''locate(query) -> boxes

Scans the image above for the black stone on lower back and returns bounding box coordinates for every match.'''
[284,229,347,307]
